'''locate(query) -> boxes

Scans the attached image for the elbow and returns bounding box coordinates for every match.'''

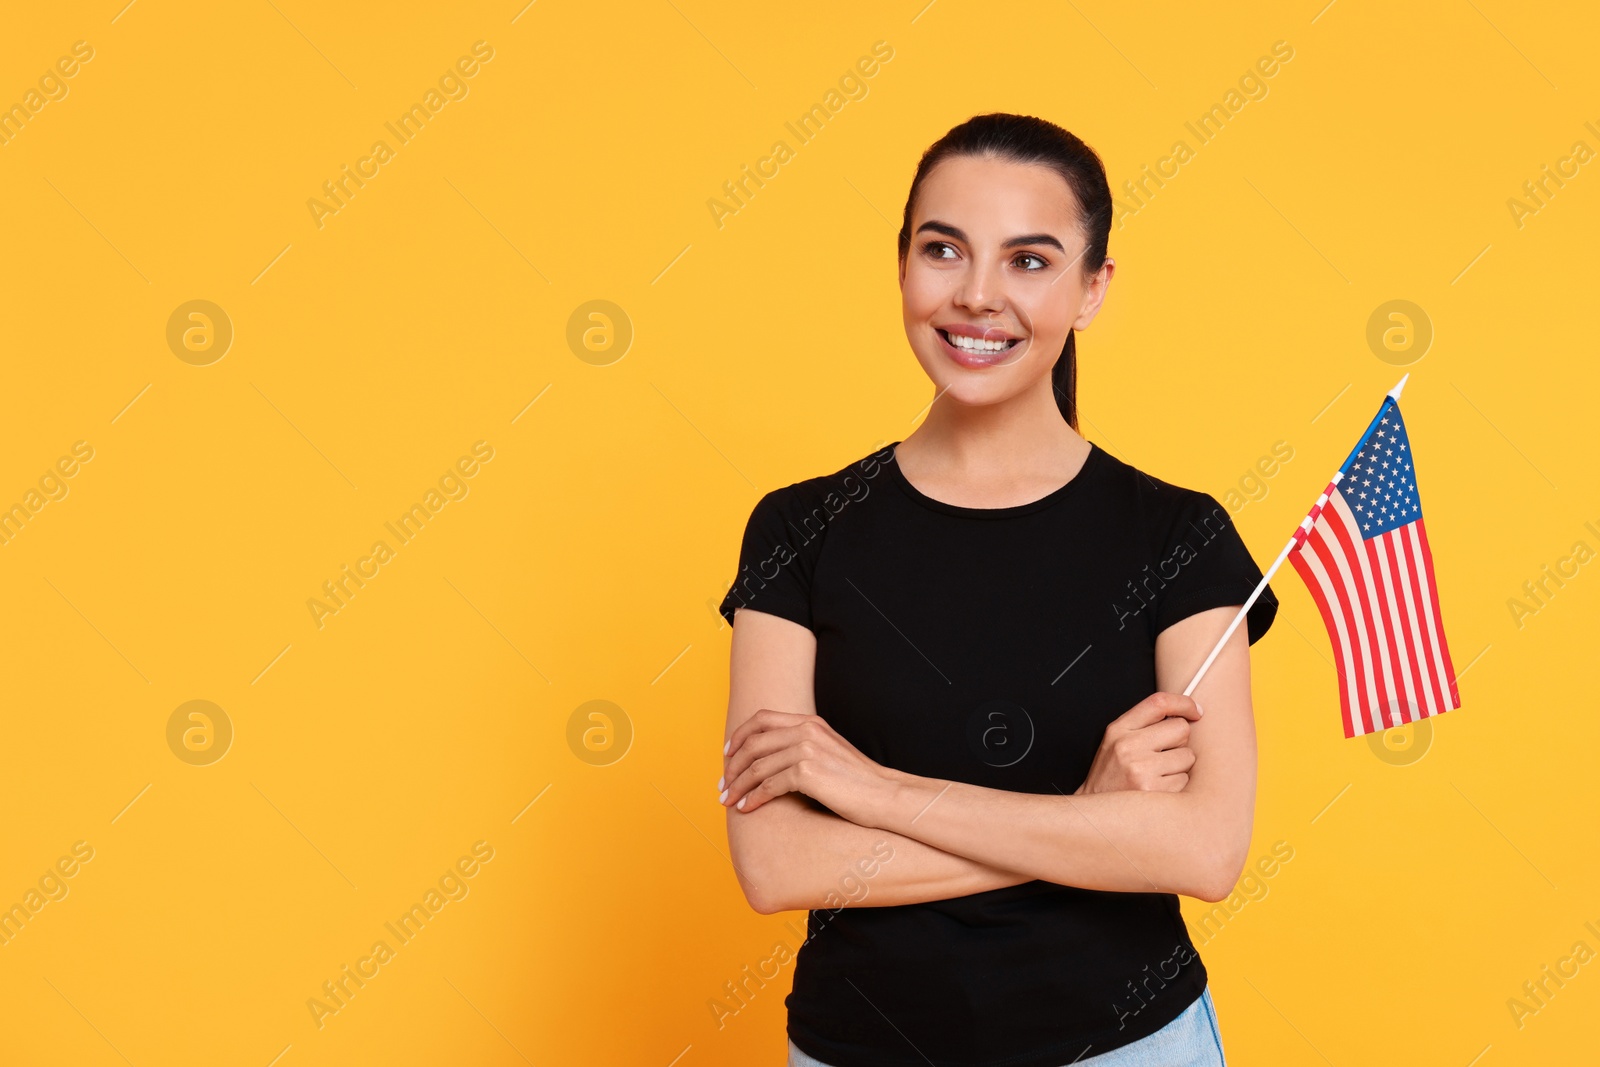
[742,877,804,915]
[731,852,798,915]
[1190,839,1249,904]
[1190,873,1234,905]
[747,889,788,915]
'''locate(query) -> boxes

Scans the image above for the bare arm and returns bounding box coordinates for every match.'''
[722,607,1034,914]
[855,605,1257,902]
[724,604,1258,903]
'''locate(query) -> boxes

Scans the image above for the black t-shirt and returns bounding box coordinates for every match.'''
[718,438,1277,1067]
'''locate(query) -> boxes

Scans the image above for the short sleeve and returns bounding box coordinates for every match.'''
[1151,492,1278,645]
[717,484,826,631]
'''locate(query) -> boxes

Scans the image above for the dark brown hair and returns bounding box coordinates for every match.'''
[897,113,1113,430]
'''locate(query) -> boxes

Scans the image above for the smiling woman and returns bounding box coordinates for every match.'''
[716,113,1278,1067]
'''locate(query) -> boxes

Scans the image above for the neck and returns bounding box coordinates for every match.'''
[901,374,1086,476]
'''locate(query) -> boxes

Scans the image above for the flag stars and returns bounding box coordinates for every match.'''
[1339,408,1426,538]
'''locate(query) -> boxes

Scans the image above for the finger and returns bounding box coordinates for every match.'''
[723,747,805,808]
[1141,717,1193,752]
[724,725,810,785]
[733,768,798,814]
[1124,692,1201,729]
[1112,698,1171,732]
[727,708,812,759]
[1153,747,1196,776]
[1163,771,1190,792]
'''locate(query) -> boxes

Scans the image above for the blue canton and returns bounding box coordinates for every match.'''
[1338,401,1422,539]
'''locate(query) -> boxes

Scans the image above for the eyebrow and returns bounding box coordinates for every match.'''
[915,220,1066,253]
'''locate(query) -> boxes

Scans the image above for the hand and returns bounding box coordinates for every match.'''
[1074,692,1202,795]
[721,709,897,823]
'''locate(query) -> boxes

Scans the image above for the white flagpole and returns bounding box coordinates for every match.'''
[1180,531,1301,697]
[1181,373,1410,698]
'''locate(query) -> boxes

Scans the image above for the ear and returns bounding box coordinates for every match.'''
[1072,259,1115,330]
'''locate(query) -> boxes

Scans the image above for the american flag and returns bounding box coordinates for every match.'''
[1288,378,1460,738]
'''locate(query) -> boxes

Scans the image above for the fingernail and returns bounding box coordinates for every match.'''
[723,740,730,756]
[717,776,725,791]
[719,789,728,804]
[736,796,746,809]
[1196,701,1205,716]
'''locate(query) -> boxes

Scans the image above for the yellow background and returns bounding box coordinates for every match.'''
[1,0,1595,1064]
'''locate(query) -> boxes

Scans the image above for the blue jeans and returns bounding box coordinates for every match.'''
[786,985,1226,1067]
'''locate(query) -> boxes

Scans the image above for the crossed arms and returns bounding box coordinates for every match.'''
[720,604,1258,912]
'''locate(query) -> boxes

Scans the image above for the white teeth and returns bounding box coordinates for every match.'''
[944,331,1014,353]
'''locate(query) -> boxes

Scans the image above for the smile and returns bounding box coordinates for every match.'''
[937,328,1024,366]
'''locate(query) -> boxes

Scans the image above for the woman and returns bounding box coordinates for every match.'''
[715,113,1276,1067]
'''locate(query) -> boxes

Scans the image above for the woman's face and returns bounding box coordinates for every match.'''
[899,154,1112,409]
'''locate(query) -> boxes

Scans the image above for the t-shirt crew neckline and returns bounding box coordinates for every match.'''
[887,439,1106,519]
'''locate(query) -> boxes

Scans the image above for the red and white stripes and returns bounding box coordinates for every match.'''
[1289,474,1460,738]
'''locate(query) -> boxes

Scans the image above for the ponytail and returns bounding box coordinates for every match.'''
[1052,329,1078,430]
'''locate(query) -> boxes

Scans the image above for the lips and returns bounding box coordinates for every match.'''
[939,322,1020,342]
[936,326,1024,367]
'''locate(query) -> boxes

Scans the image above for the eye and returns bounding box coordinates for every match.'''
[920,240,959,260]
[1014,252,1048,271]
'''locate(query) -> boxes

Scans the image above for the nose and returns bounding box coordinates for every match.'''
[953,255,1006,316]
